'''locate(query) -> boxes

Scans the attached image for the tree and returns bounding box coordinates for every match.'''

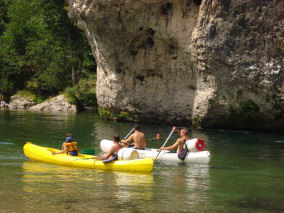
[0,0,96,98]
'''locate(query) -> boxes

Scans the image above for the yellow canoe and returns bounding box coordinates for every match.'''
[23,142,153,173]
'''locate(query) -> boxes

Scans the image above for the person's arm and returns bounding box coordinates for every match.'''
[121,134,133,145]
[173,126,180,134]
[94,145,115,160]
[147,134,162,141]
[160,139,181,151]
[52,143,67,155]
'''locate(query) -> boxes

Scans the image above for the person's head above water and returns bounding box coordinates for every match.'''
[134,124,141,131]
[156,133,161,139]
[113,135,120,143]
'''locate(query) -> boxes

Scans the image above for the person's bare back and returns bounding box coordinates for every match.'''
[132,131,147,149]
[121,125,147,149]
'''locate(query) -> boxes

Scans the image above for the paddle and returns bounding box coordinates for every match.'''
[123,128,135,140]
[154,129,175,160]
[80,149,95,155]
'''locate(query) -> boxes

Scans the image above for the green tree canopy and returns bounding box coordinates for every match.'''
[0,0,96,99]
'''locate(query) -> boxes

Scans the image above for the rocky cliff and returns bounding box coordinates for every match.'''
[69,0,284,130]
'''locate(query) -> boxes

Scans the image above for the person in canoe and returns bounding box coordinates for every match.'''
[52,133,78,156]
[121,124,147,150]
[93,135,122,161]
[159,126,189,153]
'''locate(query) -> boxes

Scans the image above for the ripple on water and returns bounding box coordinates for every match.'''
[232,198,284,212]
[0,142,15,145]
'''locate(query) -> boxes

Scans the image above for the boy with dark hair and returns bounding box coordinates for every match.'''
[52,133,78,156]
[121,124,147,150]
[94,135,122,160]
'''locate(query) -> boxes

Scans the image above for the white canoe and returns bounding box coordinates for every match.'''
[100,139,211,164]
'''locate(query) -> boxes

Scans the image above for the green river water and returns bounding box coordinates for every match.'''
[0,110,283,212]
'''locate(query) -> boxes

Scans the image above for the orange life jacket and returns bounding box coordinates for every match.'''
[65,142,78,154]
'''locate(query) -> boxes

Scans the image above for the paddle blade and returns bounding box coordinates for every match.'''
[80,149,95,155]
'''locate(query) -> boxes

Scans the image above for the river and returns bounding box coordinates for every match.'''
[0,110,283,212]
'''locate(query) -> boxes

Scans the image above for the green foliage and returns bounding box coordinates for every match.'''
[0,0,10,35]
[16,90,36,101]
[64,74,97,109]
[192,115,202,129]
[117,111,131,121]
[228,99,262,130]
[239,99,259,115]
[97,108,133,122]
[15,90,46,103]
[0,94,4,102]
[98,107,115,121]
[64,87,77,105]
[0,76,14,97]
[34,96,45,104]
[0,0,96,99]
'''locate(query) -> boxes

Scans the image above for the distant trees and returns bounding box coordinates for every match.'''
[0,0,96,100]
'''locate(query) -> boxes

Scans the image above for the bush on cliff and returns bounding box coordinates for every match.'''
[228,99,264,130]
[64,74,97,110]
[98,107,115,120]
[15,90,45,104]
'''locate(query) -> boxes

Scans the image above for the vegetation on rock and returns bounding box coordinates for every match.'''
[117,111,132,122]
[227,100,263,130]
[98,107,115,121]
[64,74,97,110]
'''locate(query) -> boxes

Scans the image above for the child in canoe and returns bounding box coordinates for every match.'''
[52,133,78,156]
[93,135,122,161]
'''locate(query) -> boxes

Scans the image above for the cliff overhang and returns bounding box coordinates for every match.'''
[69,0,284,130]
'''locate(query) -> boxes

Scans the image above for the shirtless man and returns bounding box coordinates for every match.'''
[159,126,189,153]
[121,124,147,150]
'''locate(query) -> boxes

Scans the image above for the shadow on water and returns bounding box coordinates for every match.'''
[231,197,284,212]
[209,165,239,170]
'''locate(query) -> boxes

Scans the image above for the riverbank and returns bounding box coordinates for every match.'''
[0,94,76,112]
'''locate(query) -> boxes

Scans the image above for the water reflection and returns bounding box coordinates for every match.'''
[22,161,153,211]
[113,171,154,203]
[185,164,210,207]
[1,111,283,212]
[152,162,210,211]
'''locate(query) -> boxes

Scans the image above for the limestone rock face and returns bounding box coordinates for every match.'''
[69,0,283,130]
[29,95,76,112]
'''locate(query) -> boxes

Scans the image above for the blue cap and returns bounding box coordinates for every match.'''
[66,137,72,142]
